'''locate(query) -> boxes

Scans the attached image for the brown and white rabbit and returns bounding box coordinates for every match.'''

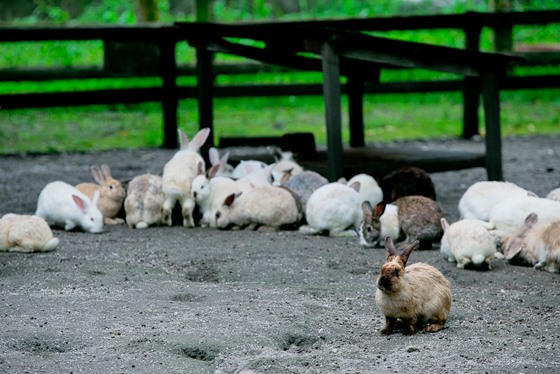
[501,213,560,273]
[124,174,165,229]
[162,128,210,227]
[379,166,436,203]
[0,214,59,252]
[75,164,126,225]
[360,195,445,249]
[375,237,452,336]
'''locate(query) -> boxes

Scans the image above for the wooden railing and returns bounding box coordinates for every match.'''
[1,10,559,148]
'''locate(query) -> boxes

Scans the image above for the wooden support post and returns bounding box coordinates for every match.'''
[347,76,365,148]
[462,25,482,138]
[481,69,503,181]
[196,44,215,158]
[321,42,343,181]
[160,39,178,149]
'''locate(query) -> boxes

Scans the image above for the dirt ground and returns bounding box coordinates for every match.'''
[1,135,559,374]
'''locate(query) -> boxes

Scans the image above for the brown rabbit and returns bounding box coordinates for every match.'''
[76,164,126,225]
[375,237,452,336]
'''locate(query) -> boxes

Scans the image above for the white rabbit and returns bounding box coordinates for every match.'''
[231,160,269,179]
[162,128,210,227]
[35,181,104,233]
[191,164,239,227]
[344,173,383,207]
[440,218,501,269]
[501,213,560,273]
[546,187,560,202]
[212,185,301,230]
[458,181,536,221]
[124,174,165,229]
[299,181,362,237]
[208,147,234,177]
[268,146,304,186]
[234,164,273,193]
[0,214,59,252]
[488,195,560,237]
[281,170,328,215]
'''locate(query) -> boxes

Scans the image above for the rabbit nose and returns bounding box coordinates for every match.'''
[377,276,392,291]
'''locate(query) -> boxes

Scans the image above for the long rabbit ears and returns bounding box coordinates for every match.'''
[384,236,419,266]
[178,128,211,151]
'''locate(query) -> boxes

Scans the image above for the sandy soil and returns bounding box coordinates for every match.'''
[0,135,559,374]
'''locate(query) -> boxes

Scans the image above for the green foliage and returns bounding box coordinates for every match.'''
[1,1,560,154]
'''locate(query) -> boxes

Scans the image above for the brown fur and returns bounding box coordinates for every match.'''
[76,164,126,225]
[380,166,436,203]
[375,237,452,335]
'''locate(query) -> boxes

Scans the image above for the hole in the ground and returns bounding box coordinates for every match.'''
[170,293,206,302]
[178,346,218,362]
[280,333,322,352]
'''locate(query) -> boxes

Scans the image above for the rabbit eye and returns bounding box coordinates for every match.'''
[366,226,373,233]
[215,211,221,219]
[109,185,114,190]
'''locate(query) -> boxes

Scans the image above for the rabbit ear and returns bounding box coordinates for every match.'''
[503,239,524,260]
[523,212,538,230]
[361,201,373,218]
[178,129,189,149]
[223,192,242,207]
[209,147,220,165]
[206,164,220,179]
[373,203,386,218]
[349,181,360,192]
[101,164,112,178]
[384,236,397,258]
[91,190,100,207]
[440,218,449,232]
[90,166,104,184]
[72,195,88,213]
[188,128,211,151]
[399,240,420,266]
[220,151,230,168]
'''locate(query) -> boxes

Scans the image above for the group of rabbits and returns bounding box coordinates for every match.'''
[1,127,559,276]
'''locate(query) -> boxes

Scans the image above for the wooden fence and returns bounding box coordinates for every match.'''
[1,10,559,148]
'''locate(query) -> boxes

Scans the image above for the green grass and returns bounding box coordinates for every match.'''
[2,88,559,155]
[1,1,559,154]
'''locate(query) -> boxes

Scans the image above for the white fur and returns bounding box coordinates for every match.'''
[546,187,560,202]
[161,128,210,227]
[192,174,240,227]
[440,218,500,269]
[35,181,103,233]
[208,147,234,177]
[379,204,400,243]
[301,182,362,237]
[234,164,273,193]
[346,173,383,207]
[269,149,304,186]
[0,214,59,252]
[214,185,300,229]
[458,181,536,221]
[231,160,269,179]
[489,196,560,236]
